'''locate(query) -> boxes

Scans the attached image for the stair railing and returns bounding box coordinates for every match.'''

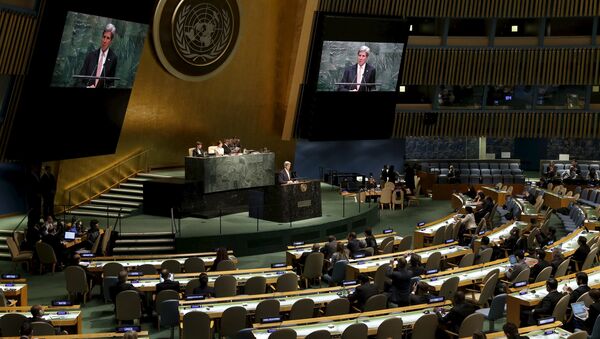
[113,207,123,234]
[12,208,32,235]
[63,149,150,213]
[170,207,181,237]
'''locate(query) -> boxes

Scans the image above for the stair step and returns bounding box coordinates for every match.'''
[0,253,11,259]
[110,188,144,195]
[112,246,175,253]
[0,244,8,249]
[119,232,174,237]
[116,238,174,244]
[136,173,173,179]
[128,177,150,183]
[91,199,142,207]
[100,193,144,201]
[69,210,127,218]
[120,183,144,188]
[78,205,136,213]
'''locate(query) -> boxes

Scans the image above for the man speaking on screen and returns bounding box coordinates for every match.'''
[338,45,376,92]
[79,23,118,88]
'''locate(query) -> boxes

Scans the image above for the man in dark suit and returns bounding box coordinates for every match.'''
[347,274,378,311]
[192,141,205,157]
[346,232,365,258]
[525,278,564,325]
[436,291,479,334]
[506,250,528,282]
[386,257,412,307]
[78,23,118,88]
[278,161,295,185]
[338,46,376,92]
[564,272,590,304]
[155,269,180,294]
[23,305,61,334]
[110,270,142,303]
[529,249,550,283]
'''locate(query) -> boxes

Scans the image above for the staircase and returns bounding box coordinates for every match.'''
[112,231,176,255]
[67,172,172,219]
[0,230,13,260]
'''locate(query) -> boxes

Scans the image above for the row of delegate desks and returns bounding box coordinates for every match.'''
[534,188,577,210]
[0,279,27,306]
[345,242,472,280]
[473,220,529,252]
[126,267,296,292]
[286,232,403,266]
[544,228,598,261]
[81,251,238,273]
[506,265,600,325]
[0,305,82,334]
[251,301,451,338]
[178,285,356,320]
[1,332,150,339]
[460,321,569,339]
[481,186,509,206]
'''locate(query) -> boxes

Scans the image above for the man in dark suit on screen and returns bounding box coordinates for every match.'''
[79,23,118,88]
[338,45,376,92]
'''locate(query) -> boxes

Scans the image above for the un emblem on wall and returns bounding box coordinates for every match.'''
[153,0,240,81]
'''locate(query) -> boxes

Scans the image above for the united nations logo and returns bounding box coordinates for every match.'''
[300,183,308,192]
[153,0,240,81]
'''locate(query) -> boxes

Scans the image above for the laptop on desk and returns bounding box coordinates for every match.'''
[571,302,587,320]
[63,231,76,241]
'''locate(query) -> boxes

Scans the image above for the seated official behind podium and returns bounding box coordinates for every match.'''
[192,141,205,157]
[278,161,296,185]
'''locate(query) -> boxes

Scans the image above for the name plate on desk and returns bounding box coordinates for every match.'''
[297,200,312,208]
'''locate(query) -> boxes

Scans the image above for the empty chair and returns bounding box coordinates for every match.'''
[475,293,507,331]
[397,236,412,252]
[102,276,119,303]
[156,289,180,329]
[425,251,442,271]
[554,258,570,278]
[244,276,266,295]
[184,278,200,296]
[220,306,247,338]
[36,241,57,274]
[581,247,598,270]
[0,313,27,336]
[392,189,404,210]
[447,313,485,338]
[379,187,393,209]
[341,322,368,339]
[457,253,474,268]
[254,299,280,323]
[301,252,324,288]
[158,299,180,338]
[216,259,237,271]
[161,259,182,273]
[100,227,113,256]
[577,291,594,307]
[323,260,347,286]
[439,276,460,300]
[6,237,32,272]
[431,226,446,245]
[378,237,394,253]
[137,264,158,275]
[31,322,56,335]
[275,272,298,292]
[363,293,388,312]
[552,294,571,323]
[103,262,124,277]
[115,290,142,325]
[289,298,314,320]
[64,265,90,304]
[534,266,553,283]
[268,328,297,339]
[376,317,402,339]
[214,275,237,297]
[182,310,211,339]
[373,264,391,293]
[567,332,589,339]
[411,313,438,339]
[325,298,350,316]
[381,241,394,254]
[475,248,493,265]
[306,330,331,339]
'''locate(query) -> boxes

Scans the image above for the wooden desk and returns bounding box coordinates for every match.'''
[0,305,82,334]
[460,321,566,339]
[505,265,600,325]
[482,186,509,206]
[544,228,598,261]
[128,267,296,292]
[0,281,28,306]
[420,259,511,291]
[251,302,451,338]
[413,214,457,248]
[580,205,600,230]
[179,285,357,319]
[535,188,576,210]
[82,252,238,273]
[345,242,471,280]
[514,198,538,223]
[61,230,105,249]
[286,232,403,265]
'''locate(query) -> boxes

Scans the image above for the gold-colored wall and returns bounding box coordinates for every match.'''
[55,0,307,203]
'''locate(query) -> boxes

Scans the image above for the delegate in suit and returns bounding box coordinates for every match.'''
[79,23,118,88]
[278,161,296,185]
[338,45,376,92]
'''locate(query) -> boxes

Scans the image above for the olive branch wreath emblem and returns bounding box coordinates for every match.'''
[174,3,232,64]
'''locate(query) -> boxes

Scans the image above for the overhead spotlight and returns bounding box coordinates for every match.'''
[511,25,519,32]
[399,86,406,92]
[409,24,413,32]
